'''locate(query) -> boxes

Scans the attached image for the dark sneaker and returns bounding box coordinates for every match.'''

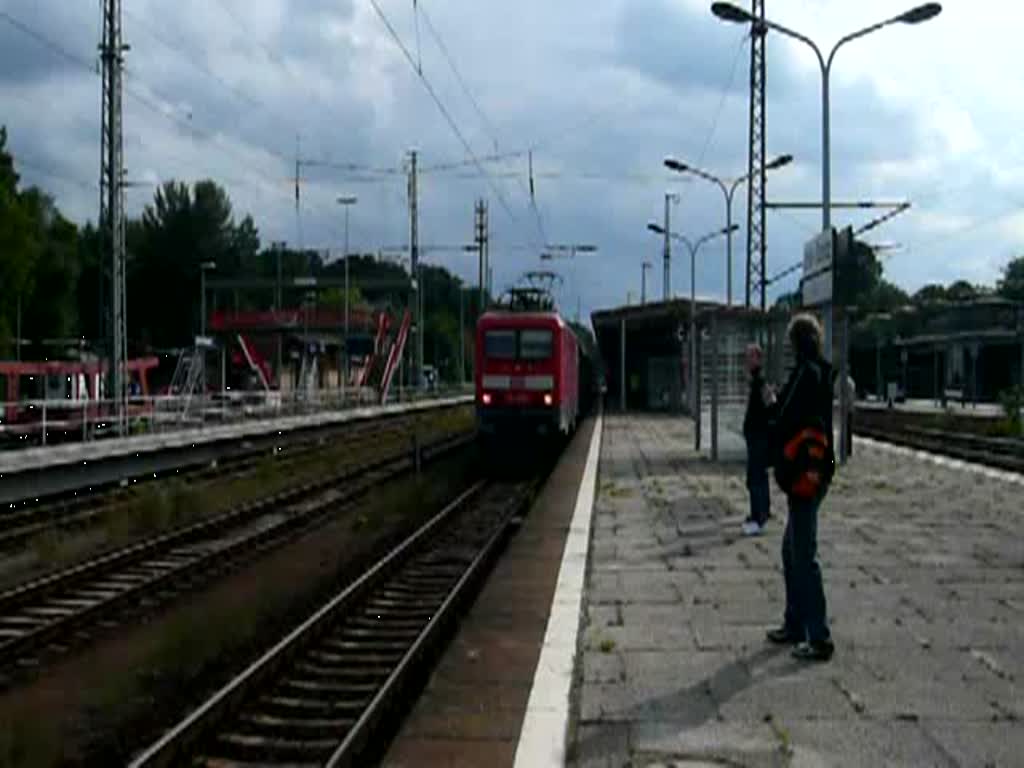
[792,640,834,662]
[766,626,802,645]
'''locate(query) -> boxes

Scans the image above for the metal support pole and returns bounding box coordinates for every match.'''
[822,65,834,364]
[408,149,421,389]
[663,194,672,300]
[459,287,465,384]
[344,212,350,388]
[689,244,697,415]
[620,316,626,412]
[476,200,485,311]
[876,335,883,400]
[200,267,207,339]
[710,312,719,461]
[15,294,21,361]
[839,308,849,464]
[725,187,734,306]
[695,331,702,451]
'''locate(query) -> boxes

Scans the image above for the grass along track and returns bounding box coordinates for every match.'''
[0,405,470,552]
[0,406,472,592]
[0,422,474,682]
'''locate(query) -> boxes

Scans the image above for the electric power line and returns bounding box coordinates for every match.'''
[416,3,502,154]
[368,0,517,223]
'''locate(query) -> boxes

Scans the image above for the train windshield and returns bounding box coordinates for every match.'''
[484,330,517,359]
[519,329,553,360]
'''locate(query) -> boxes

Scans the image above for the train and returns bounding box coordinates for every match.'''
[474,308,596,441]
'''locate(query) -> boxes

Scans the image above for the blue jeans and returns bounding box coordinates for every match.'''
[745,435,771,525]
[782,495,831,644]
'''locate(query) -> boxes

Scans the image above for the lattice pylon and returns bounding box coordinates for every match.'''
[745,0,768,310]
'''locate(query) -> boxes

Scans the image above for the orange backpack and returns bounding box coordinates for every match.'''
[781,427,835,500]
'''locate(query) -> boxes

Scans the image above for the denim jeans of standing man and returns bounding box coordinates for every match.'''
[745,435,771,526]
[782,495,831,645]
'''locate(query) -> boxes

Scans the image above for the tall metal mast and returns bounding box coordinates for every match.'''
[100,0,128,432]
[745,0,768,309]
[407,150,421,388]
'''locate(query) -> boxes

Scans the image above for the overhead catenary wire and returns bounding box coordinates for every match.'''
[416,3,500,154]
[367,0,517,223]
[1,7,296,191]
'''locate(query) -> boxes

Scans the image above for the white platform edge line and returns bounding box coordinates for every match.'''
[513,413,603,768]
[856,435,1023,486]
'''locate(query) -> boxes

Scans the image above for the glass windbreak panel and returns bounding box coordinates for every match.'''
[485,330,517,359]
[520,329,553,360]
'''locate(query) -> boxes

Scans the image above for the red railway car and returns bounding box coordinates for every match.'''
[475,310,580,437]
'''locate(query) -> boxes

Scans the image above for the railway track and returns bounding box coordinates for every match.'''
[128,477,535,768]
[0,406,468,550]
[0,425,474,677]
[856,422,1024,473]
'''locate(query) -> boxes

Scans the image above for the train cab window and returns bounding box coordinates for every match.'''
[520,329,553,360]
[484,330,517,359]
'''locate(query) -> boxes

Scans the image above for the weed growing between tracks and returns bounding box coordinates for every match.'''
[0,446,481,768]
[1,407,473,591]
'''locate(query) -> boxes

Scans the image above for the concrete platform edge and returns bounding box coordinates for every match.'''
[512,412,603,768]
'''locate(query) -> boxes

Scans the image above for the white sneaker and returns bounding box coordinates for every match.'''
[741,520,763,536]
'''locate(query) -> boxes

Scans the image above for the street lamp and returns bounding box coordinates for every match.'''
[711,0,942,465]
[647,221,737,414]
[662,192,680,301]
[641,261,652,305]
[337,195,358,390]
[664,153,792,306]
[710,2,939,237]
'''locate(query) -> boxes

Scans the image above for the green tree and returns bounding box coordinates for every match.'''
[128,179,258,349]
[0,127,40,355]
[997,256,1024,302]
[835,237,882,307]
[19,187,81,345]
[913,283,947,304]
[945,280,979,302]
[865,279,910,313]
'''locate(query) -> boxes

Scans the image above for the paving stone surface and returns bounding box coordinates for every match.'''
[570,414,1023,768]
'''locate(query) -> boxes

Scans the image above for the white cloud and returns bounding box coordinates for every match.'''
[0,0,1021,322]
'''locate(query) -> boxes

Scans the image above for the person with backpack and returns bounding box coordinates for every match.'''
[764,313,836,662]
[741,343,773,535]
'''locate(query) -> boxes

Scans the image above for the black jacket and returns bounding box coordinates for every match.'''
[767,355,834,457]
[742,368,771,439]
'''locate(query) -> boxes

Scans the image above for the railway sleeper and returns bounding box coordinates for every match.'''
[212,730,340,761]
[293,661,392,682]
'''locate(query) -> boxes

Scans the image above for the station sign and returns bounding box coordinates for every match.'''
[801,228,834,307]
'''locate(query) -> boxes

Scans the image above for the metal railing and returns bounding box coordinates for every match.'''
[0,384,474,451]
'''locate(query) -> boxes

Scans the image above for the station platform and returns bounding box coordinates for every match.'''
[389,411,1024,767]
[0,396,471,505]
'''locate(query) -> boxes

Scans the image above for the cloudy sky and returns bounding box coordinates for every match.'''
[1,0,1020,321]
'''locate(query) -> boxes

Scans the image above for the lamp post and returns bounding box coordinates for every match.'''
[647,222,737,414]
[641,261,652,305]
[663,192,679,300]
[337,195,357,390]
[664,153,792,306]
[716,0,937,352]
[711,1,942,465]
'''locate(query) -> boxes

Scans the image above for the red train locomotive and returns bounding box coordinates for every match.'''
[475,309,587,438]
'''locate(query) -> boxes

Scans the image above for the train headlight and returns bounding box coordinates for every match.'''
[543,393,553,406]
[482,392,492,405]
